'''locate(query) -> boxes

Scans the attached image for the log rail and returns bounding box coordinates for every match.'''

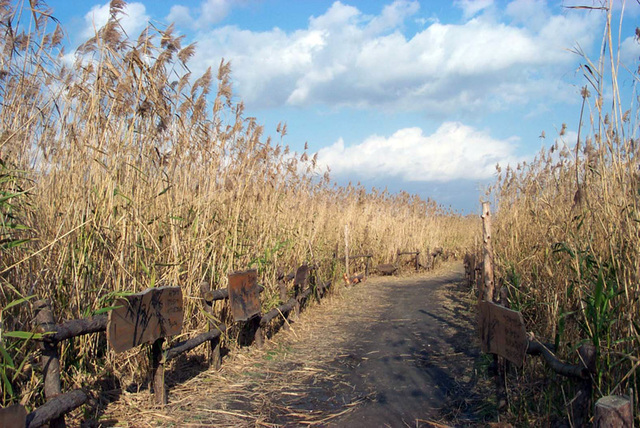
[470,201,626,427]
[3,243,453,427]
[6,263,341,427]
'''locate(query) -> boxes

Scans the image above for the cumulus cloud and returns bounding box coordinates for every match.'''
[315,122,523,182]
[82,2,149,39]
[505,0,549,31]
[165,0,246,29]
[166,5,193,27]
[454,0,495,19]
[187,0,601,114]
[620,34,640,70]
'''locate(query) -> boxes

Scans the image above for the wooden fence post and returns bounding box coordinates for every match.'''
[151,338,167,405]
[594,395,633,427]
[365,256,370,278]
[201,283,222,370]
[415,250,420,271]
[481,202,505,409]
[481,201,494,302]
[344,225,349,278]
[278,275,287,303]
[34,300,65,428]
[253,316,265,348]
[571,344,596,426]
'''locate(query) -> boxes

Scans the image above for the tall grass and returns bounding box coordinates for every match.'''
[491,1,640,422]
[0,0,476,409]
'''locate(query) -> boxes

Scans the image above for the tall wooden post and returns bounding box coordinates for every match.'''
[34,300,65,428]
[201,283,222,370]
[365,256,370,278]
[481,202,495,302]
[481,202,504,410]
[344,225,350,278]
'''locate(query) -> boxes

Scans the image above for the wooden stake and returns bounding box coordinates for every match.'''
[254,325,264,348]
[211,336,222,370]
[594,395,633,427]
[34,300,65,428]
[201,282,222,370]
[481,201,495,302]
[344,225,349,278]
[365,256,370,278]
[151,338,167,405]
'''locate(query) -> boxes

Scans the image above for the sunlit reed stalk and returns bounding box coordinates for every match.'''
[0,0,477,409]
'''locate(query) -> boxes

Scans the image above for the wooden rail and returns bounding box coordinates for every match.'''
[3,262,342,427]
[336,254,373,277]
[4,241,460,427]
[472,202,609,427]
[396,250,421,271]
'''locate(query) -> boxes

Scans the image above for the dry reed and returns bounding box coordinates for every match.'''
[490,1,640,423]
[0,0,477,412]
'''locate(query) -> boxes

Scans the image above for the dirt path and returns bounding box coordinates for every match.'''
[101,262,489,427]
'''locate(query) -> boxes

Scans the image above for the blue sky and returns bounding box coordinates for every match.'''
[43,0,640,212]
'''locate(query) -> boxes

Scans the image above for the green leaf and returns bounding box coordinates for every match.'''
[1,238,30,249]
[0,342,15,368]
[92,305,122,315]
[156,186,172,197]
[0,190,28,205]
[0,368,13,398]
[3,331,46,340]
[2,295,35,312]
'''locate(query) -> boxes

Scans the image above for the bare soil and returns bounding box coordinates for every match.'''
[96,262,492,427]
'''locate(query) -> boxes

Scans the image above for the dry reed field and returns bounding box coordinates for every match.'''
[489,2,640,425]
[0,0,476,419]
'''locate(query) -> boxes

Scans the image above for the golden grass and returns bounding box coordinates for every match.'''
[490,1,640,421]
[0,0,477,410]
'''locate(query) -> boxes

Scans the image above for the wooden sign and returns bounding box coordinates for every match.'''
[107,286,183,353]
[294,265,309,288]
[0,404,26,428]
[478,300,528,367]
[228,270,260,322]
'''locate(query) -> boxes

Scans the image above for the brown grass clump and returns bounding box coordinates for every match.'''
[490,1,640,423]
[0,0,477,412]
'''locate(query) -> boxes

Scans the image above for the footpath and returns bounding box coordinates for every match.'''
[101,262,489,427]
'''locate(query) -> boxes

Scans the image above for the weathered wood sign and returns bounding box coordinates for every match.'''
[478,300,528,367]
[228,270,260,322]
[107,286,183,353]
[294,265,309,288]
[0,404,26,428]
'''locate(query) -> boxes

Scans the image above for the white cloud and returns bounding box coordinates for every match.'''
[366,0,420,34]
[620,35,640,70]
[186,0,601,114]
[82,2,149,39]
[505,0,549,31]
[167,5,193,27]
[165,0,246,29]
[316,122,523,182]
[200,0,233,26]
[454,0,494,19]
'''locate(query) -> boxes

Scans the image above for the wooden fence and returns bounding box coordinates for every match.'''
[0,241,452,428]
[470,202,633,427]
[0,263,331,428]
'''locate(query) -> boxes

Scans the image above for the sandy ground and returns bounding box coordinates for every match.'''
[94,262,491,428]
